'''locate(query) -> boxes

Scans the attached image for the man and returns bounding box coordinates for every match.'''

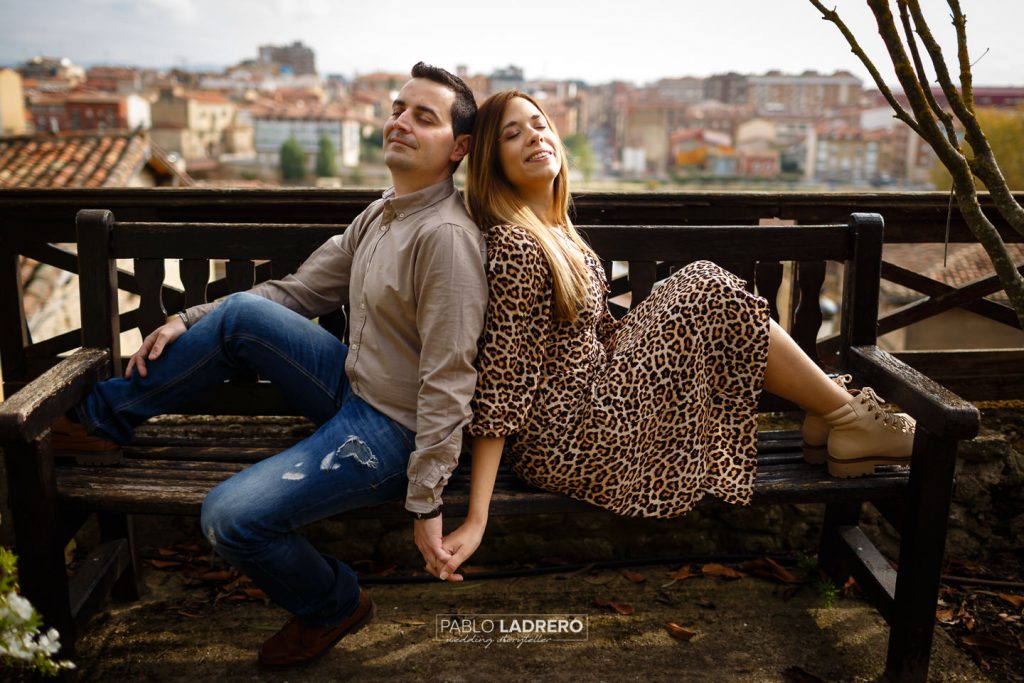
[59,62,485,668]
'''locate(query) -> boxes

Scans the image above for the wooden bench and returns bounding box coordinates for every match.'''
[0,209,980,682]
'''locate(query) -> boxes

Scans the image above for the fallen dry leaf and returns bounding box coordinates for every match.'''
[582,573,615,586]
[176,610,203,618]
[148,559,182,569]
[936,606,958,624]
[964,645,990,671]
[621,570,647,584]
[667,564,698,581]
[665,623,696,642]
[392,618,428,626]
[841,576,860,598]
[961,633,1020,652]
[741,557,802,584]
[702,563,745,580]
[593,598,635,616]
[188,569,234,582]
[996,593,1024,610]
[243,587,268,600]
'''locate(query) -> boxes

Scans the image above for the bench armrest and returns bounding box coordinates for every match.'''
[0,348,111,443]
[848,345,979,440]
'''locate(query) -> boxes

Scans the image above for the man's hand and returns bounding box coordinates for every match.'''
[414,516,454,581]
[125,316,186,378]
[437,520,485,582]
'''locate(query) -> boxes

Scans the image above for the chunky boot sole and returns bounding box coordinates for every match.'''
[827,453,911,478]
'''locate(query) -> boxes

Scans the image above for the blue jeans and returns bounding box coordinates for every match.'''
[77,293,414,627]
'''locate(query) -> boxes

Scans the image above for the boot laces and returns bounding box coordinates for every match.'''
[831,374,853,390]
[858,387,915,433]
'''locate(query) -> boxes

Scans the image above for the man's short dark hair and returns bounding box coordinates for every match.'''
[411,62,477,138]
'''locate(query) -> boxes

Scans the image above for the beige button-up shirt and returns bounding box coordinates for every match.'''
[181,178,487,513]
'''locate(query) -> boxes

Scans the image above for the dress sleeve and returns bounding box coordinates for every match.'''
[468,225,552,438]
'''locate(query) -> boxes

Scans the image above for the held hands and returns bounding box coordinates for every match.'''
[125,316,186,378]
[413,516,485,582]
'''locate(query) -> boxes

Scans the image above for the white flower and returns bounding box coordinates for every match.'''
[1,630,32,660]
[36,628,61,655]
[5,592,35,624]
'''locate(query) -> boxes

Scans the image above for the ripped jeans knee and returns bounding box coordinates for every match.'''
[320,435,379,470]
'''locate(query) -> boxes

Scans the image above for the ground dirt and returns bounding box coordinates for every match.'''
[74,558,989,683]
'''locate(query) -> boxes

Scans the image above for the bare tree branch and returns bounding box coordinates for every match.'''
[896,0,959,148]
[905,2,983,150]
[947,0,975,112]
[865,0,964,167]
[807,0,925,137]
[905,0,1024,238]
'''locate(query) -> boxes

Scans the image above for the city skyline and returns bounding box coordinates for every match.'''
[2,0,1024,86]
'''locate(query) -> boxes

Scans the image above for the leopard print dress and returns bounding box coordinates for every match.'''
[468,224,771,519]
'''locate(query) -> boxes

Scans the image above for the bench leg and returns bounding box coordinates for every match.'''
[98,512,142,600]
[884,431,958,683]
[4,439,76,659]
[818,500,861,585]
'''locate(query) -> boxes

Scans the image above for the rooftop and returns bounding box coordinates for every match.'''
[0,130,192,188]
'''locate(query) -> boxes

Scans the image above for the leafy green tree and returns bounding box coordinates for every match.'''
[315,135,338,178]
[931,107,1024,190]
[564,133,596,182]
[279,137,306,182]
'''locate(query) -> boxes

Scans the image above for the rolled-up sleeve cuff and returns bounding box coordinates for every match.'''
[405,480,444,514]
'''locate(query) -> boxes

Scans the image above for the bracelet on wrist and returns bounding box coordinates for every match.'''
[410,504,443,520]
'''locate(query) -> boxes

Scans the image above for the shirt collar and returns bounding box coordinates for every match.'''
[381,177,456,223]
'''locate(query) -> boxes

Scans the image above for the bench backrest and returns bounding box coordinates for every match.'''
[75,209,884,416]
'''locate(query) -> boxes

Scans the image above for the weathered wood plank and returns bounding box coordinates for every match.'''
[67,539,130,620]
[839,525,897,623]
[4,188,1022,243]
[849,345,980,440]
[0,348,109,442]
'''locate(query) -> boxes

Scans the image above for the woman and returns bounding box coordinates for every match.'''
[427,90,914,582]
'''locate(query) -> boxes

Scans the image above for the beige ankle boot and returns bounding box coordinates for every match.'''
[824,387,915,478]
[801,374,853,464]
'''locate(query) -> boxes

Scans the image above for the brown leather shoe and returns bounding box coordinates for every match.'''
[50,416,122,465]
[258,589,375,669]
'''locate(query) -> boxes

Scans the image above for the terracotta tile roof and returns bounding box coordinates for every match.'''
[182,90,230,104]
[0,130,154,188]
[882,242,1024,304]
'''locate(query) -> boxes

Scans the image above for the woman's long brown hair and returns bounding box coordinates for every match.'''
[465,90,597,321]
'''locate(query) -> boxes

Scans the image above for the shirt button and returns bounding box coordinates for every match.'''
[359,301,366,310]
[352,343,360,350]
[398,212,405,220]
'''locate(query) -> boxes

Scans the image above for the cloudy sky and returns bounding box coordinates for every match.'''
[2,0,1022,86]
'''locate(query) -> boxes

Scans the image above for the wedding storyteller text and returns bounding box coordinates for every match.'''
[435,614,588,647]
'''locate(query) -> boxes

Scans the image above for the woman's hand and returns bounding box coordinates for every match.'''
[125,316,187,378]
[437,520,486,582]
